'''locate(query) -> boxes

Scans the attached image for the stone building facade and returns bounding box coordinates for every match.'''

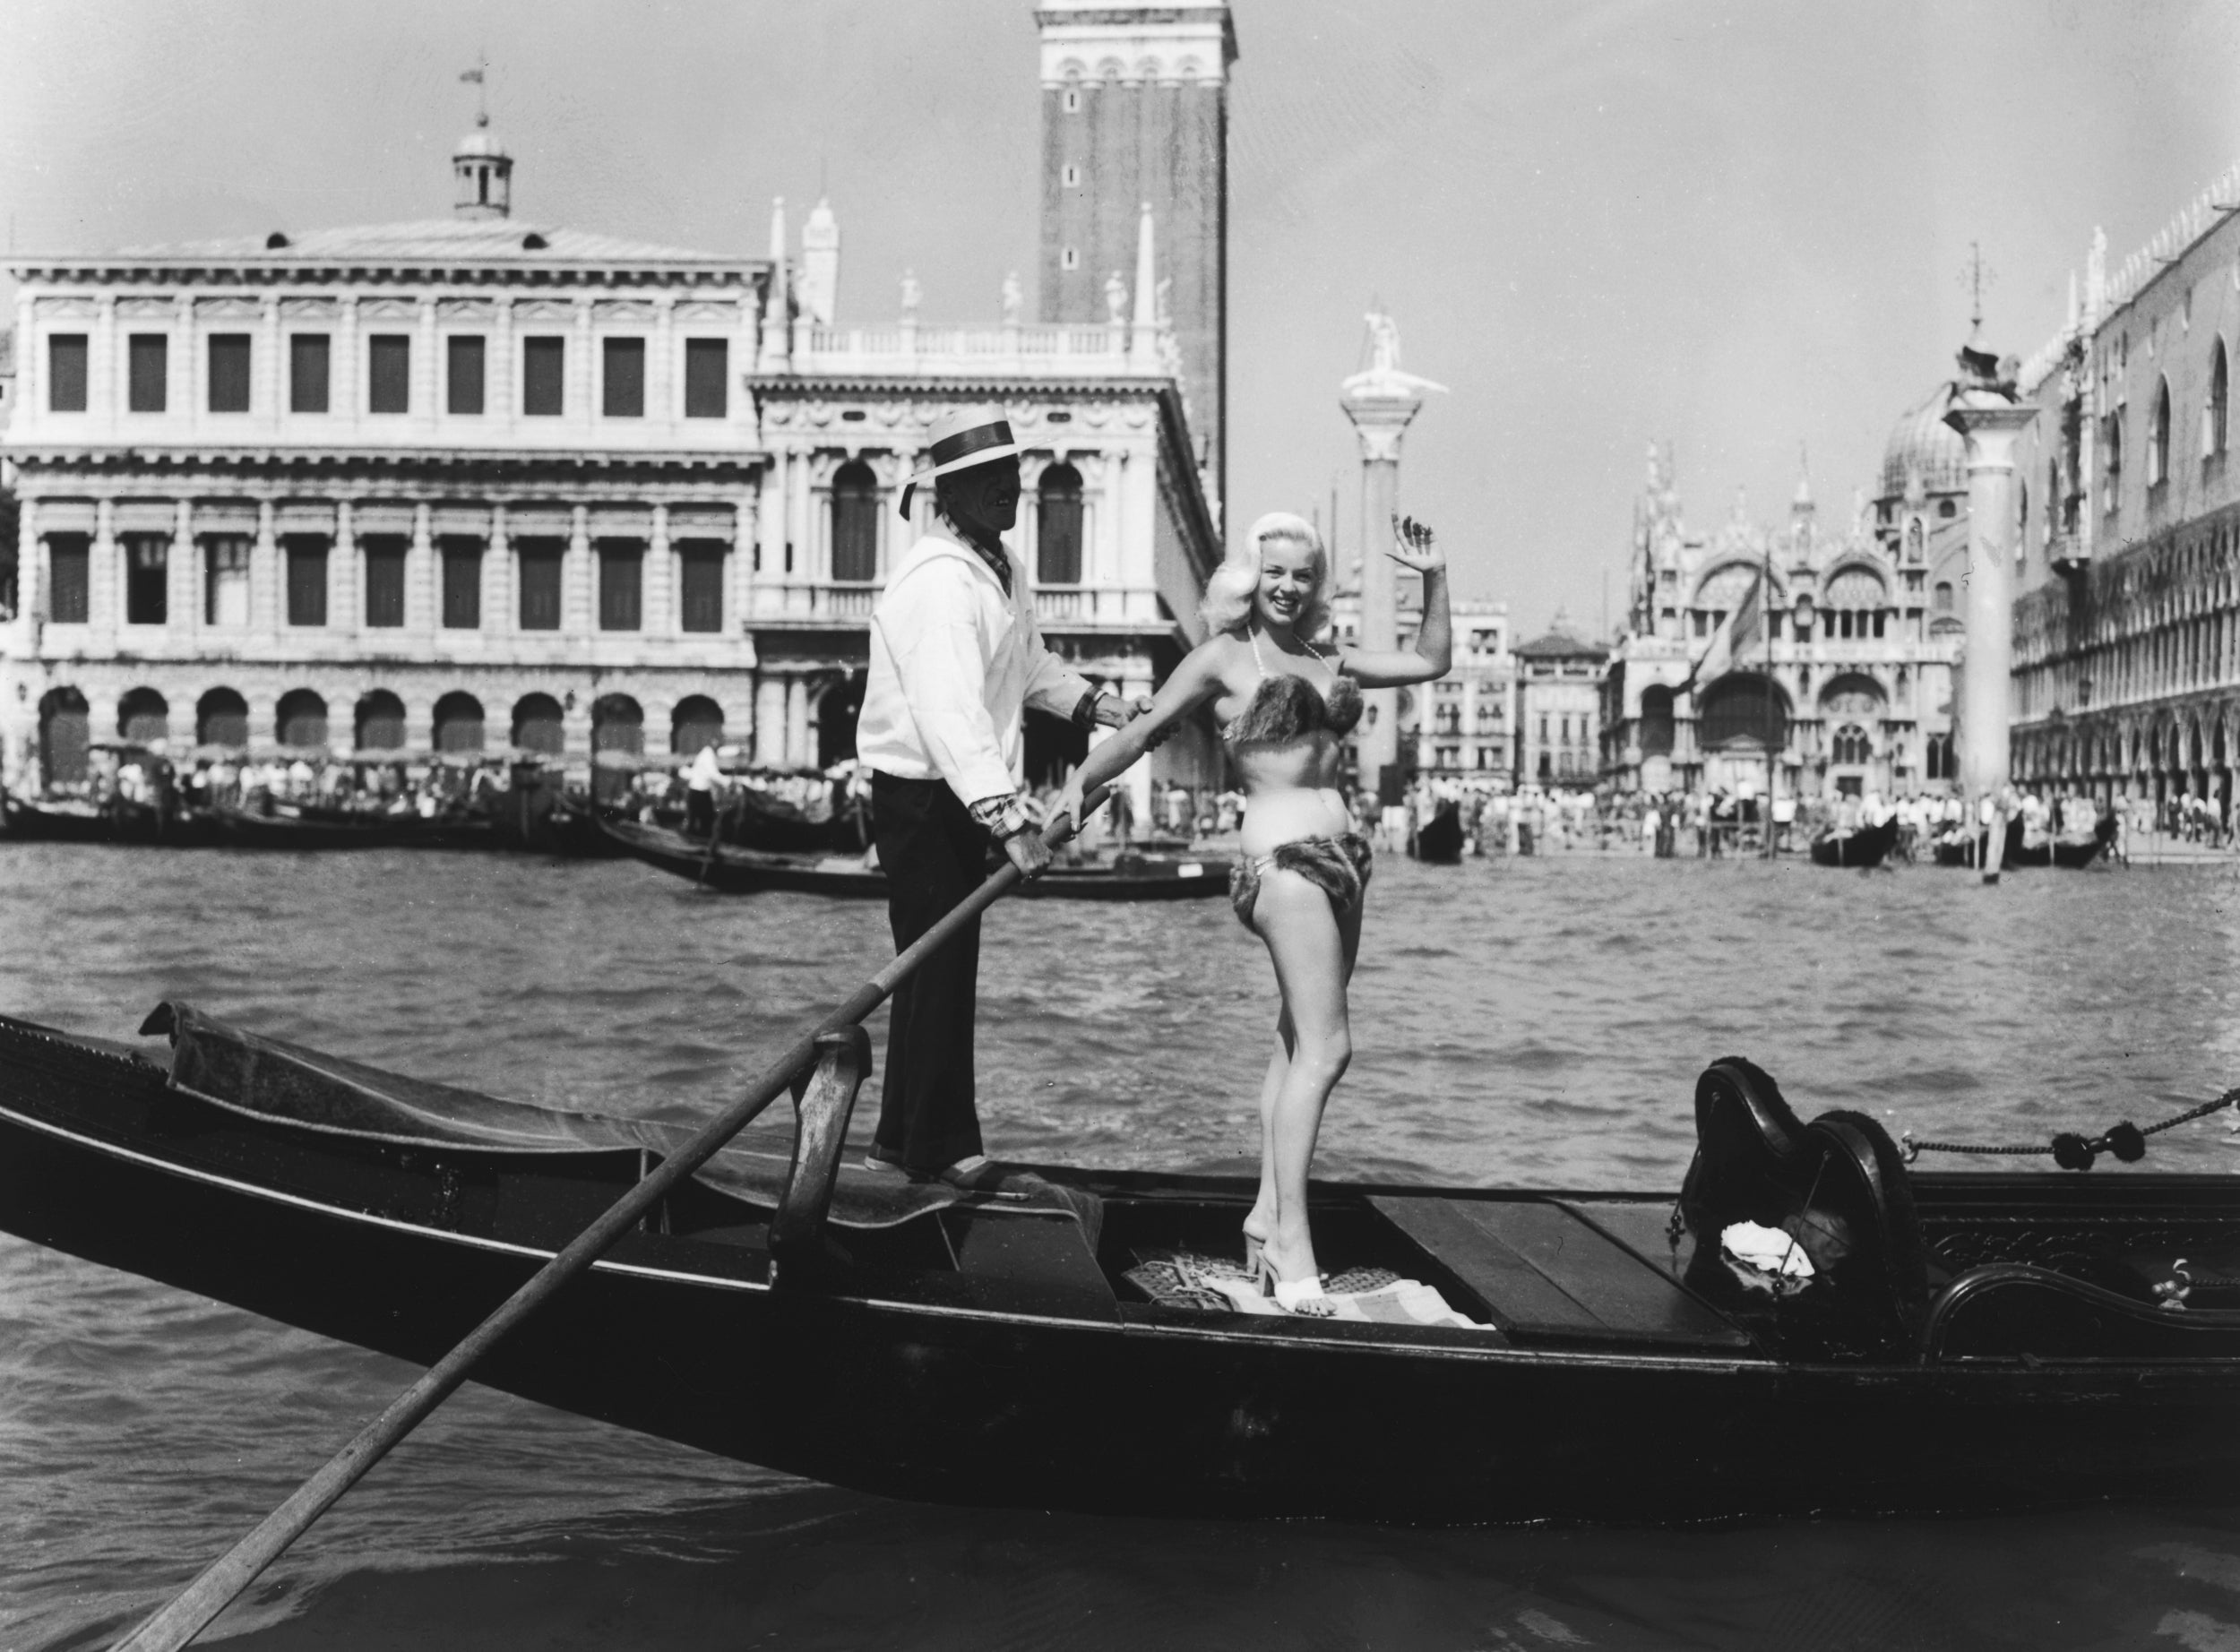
[1,4,1229,812]
[1599,441,1963,798]
[2009,161,2240,818]
[1515,617,1607,789]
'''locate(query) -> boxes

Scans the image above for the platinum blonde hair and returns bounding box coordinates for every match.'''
[1198,511,1332,640]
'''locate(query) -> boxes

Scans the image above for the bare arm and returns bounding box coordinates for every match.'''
[1340,514,1452,687]
[1058,644,1227,823]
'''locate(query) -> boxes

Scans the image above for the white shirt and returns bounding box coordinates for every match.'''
[686,745,721,792]
[857,522,1095,806]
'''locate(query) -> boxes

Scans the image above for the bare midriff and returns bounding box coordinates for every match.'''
[1234,736,1353,855]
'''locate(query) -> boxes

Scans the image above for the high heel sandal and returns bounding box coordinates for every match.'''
[1242,1214,1271,1273]
[1254,1248,1334,1317]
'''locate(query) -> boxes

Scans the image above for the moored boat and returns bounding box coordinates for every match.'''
[1808,814,1899,868]
[1409,801,1466,864]
[603,818,1228,901]
[4,1003,2238,1524]
[212,804,495,851]
[1,793,119,842]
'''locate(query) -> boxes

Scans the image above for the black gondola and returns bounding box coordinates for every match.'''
[4,1004,2239,1524]
[1933,813,2115,870]
[212,804,495,851]
[1409,801,1466,863]
[1,794,119,841]
[1807,815,1900,868]
[603,818,1229,901]
[720,783,872,854]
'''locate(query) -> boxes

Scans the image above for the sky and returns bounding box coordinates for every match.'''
[6,0,2240,637]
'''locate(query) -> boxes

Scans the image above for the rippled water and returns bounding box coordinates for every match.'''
[5,843,2240,1649]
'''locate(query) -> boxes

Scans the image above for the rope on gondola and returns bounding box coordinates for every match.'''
[1900,1088,2240,1171]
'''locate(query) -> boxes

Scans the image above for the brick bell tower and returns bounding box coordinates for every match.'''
[1035,2,1236,513]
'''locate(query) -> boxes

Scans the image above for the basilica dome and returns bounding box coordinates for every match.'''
[1879,388,1968,502]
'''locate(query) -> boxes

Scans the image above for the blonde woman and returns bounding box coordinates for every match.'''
[1061,512,1451,1312]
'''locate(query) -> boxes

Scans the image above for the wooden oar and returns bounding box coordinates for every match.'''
[111,787,1107,1652]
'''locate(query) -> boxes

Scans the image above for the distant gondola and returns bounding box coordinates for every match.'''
[5,1004,2240,1524]
[1808,814,1900,868]
[720,783,872,855]
[1410,801,1466,864]
[212,804,495,851]
[604,818,1228,901]
[1934,813,2115,870]
[1,794,118,842]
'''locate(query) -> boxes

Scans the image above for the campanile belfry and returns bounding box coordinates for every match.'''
[1035,2,1236,512]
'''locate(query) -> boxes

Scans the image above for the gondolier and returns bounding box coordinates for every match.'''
[857,405,1147,1187]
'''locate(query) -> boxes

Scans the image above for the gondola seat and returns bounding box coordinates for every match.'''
[1679,1056,1929,1356]
[1922,1263,2240,1362]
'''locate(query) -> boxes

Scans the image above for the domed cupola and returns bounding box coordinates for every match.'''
[1878,389,1968,504]
[452,122,513,220]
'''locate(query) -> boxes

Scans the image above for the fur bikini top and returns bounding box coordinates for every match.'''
[1225,627,1365,750]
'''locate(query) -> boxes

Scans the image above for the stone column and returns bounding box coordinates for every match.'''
[759,452,787,581]
[1340,387,1425,797]
[653,296,676,422]
[493,296,515,426]
[487,503,511,635]
[171,499,197,641]
[566,505,594,634]
[647,503,674,635]
[786,675,810,767]
[409,503,435,637]
[573,301,594,432]
[1944,375,2035,879]
[733,486,759,632]
[337,295,360,423]
[333,500,357,633]
[755,675,787,766]
[90,498,117,642]
[259,293,282,435]
[250,500,281,641]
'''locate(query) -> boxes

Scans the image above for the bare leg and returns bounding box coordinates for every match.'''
[1247,871,1352,1288]
[1244,1011,1294,1254]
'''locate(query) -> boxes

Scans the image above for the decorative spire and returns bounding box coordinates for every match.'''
[767,196,788,263]
[1130,202,1159,365]
[799,196,840,326]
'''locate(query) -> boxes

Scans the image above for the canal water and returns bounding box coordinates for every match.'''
[4,844,2240,1649]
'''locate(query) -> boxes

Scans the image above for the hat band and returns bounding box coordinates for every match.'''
[928,421,1016,469]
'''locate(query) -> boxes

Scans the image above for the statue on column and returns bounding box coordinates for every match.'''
[1104,271,1128,327]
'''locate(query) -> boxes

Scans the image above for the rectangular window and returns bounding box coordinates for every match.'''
[517,540,564,631]
[522,337,564,416]
[204,537,252,626]
[47,536,90,623]
[128,334,168,412]
[683,339,728,418]
[441,538,482,629]
[368,334,410,414]
[363,538,408,627]
[290,334,331,413]
[598,541,642,631]
[207,333,251,412]
[680,544,725,632]
[124,535,168,625]
[446,335,486,415]
[602,337,645,417]
[285,538,328,626]
[47,335,88,411]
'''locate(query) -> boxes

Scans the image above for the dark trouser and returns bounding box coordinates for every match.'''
[870,773,990,1174]
[685,788,715,837]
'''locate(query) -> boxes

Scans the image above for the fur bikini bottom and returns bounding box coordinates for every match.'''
[1228,832,1374,928]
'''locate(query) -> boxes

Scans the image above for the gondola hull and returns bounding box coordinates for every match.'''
[213,806,495,851]
[4,1012,2240,1524]
[1808,816,1899,868]
[1410,804,1466,864]
[603,819,1228,901]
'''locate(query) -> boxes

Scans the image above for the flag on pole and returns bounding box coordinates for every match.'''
[1677,569,1764,697]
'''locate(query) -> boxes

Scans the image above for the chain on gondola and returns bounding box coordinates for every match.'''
[1900,1088,2240,1171]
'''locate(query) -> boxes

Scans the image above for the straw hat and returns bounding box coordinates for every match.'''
[899,405,1021,518]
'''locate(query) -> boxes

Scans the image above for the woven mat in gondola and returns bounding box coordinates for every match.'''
[1124,1250,1484,1329]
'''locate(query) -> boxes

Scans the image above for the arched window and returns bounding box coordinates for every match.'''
[39,687,90,787]
[511,693,565,755]
[1036,462,1083,584]
[1831,724,1872,766]
[355,690,406,752]
[830,460,879,582]
[2105,406,2124,498]
[276,689,329,750]
[117,686,168,744]
[591,693,644,756]
[433,692,485,753]
[2207,340,2229,459]
[1934,581,1954,614]
[671,695,724,758]
[1640,680,1676,752]
[197,688,249,748]
[816,675,865,769]
[2149,378,2171,486]
[1905,521,1924,564]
